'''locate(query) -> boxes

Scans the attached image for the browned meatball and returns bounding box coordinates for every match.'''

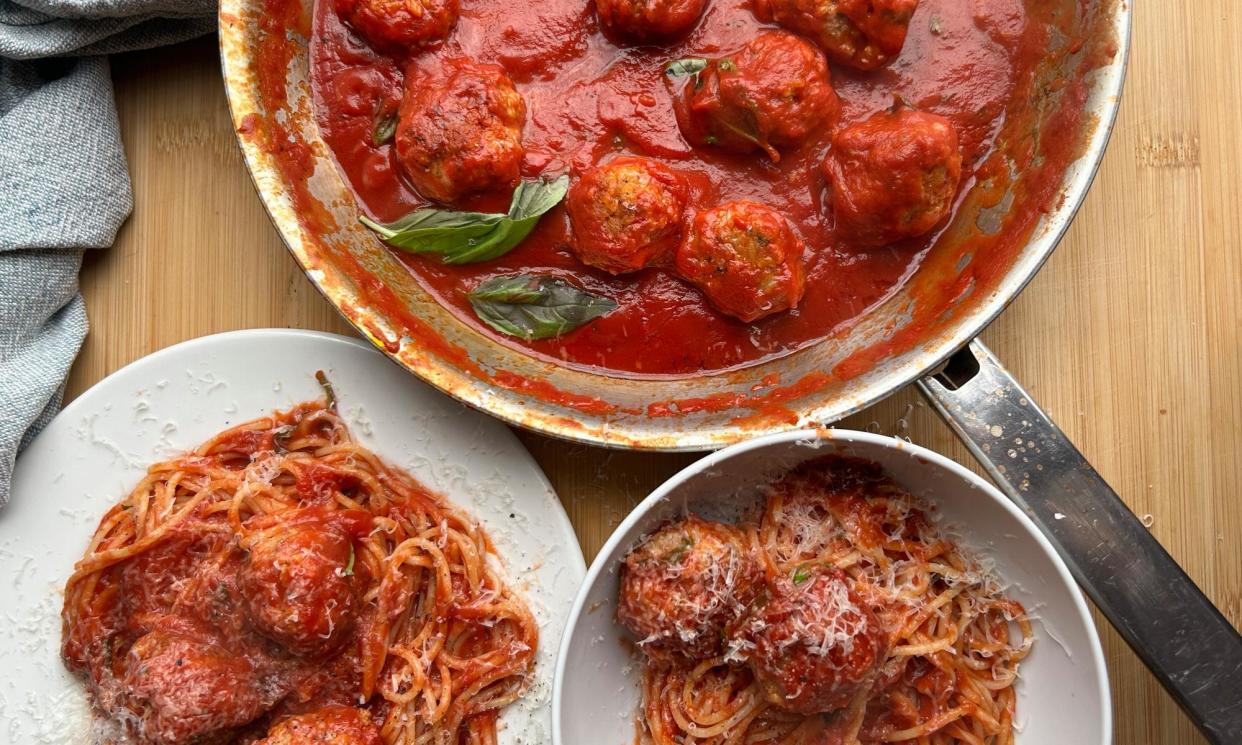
[823,108,962,246]
[335,0,458,52]
[752,0,918,70]
[566,157,688,274]
[618,517,761,663]
[118,622,279,744]
[672,31,839,161]
[741,568,887,714]
[257,707,384,745]
[675,200,807,322]
[239,508,369,656]
[596,0,707,42]
[395,59,527,204]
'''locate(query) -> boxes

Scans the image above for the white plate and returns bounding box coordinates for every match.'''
[0,329,585,745]
[554,429,1112,745]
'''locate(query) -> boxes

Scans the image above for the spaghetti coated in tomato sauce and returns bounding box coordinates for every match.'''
[62,401,538,744]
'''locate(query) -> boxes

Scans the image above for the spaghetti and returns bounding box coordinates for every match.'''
[61,396,537,745]
[627,457,1033,745]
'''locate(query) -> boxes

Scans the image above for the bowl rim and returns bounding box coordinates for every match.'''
[551,428,1113,744]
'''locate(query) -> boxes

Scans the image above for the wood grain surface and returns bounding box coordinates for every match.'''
[65,4,1240,742]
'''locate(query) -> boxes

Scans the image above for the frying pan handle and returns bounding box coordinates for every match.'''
[916,340,1242,744]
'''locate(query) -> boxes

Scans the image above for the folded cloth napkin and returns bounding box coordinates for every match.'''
[0,0,214,505]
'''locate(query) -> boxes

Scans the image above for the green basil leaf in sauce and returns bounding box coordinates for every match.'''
[467,274,617,340]
[358,175,569,265]
[665,58,709,78]
[371,110,398,147]
[716,107,779,161]
[341,543,355,577]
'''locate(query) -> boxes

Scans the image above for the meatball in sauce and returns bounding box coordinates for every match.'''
[672,30,840,162]
[753,0,919,70]
[823,107,962,246]
[334,0,458,51]
[676,200,807,322]
[566,156,689,274]
[597,0,708,43]
[394,58,527,204]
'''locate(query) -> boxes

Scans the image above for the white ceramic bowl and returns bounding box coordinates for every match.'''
[553,429,1111,745]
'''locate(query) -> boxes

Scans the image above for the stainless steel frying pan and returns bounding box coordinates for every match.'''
[219,0,1242,738]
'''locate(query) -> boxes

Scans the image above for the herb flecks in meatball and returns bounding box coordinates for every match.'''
[672,31,839,162]
[335,0,458,52]
[753,0,918,70]
[618,517,762,663]
[676,200,807,322]
[566,157,688,274]
[395,59,527,205]
[741,567,888,714]
[823,107,962,246]
[597,0,708,43]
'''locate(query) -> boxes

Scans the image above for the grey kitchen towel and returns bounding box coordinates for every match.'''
[0,0,214,505]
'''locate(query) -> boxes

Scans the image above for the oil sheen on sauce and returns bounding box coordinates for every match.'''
[310,0,1041,377]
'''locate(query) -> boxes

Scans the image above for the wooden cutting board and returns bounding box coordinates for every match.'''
[66,4,1241,742]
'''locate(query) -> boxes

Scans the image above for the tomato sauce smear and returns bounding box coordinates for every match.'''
[311,0,1041,376]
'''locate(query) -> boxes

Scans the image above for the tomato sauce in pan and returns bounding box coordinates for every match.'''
[310,0,1043,377]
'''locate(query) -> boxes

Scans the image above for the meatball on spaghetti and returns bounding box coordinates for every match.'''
[255,707,384,745]
[673,31,839,162]
[395,59,527,204]
[741,567,887,715]
[117,619,284,744]
[823,108,963,246]
[676,200,807,322]
[239,507,370,656]
[753,0,918,70]
[61,400,540,744]
[618,517,761,663]
[566,157,688,274]
[596,0,707,42]
[335,0,458,52]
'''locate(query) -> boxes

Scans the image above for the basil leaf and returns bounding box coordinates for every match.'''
[468,274,617,340]
[341,543,355,577]
[665,58,708,78]
[359,210,502,254]
[367,208,502,236]
[445,175,570,264]
[511,176,570,219]
[713,107,779,161]
[359,176,568,265]
[372,110,398,147]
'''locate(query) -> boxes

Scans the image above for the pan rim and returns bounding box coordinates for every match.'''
[218,0,1133,452]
